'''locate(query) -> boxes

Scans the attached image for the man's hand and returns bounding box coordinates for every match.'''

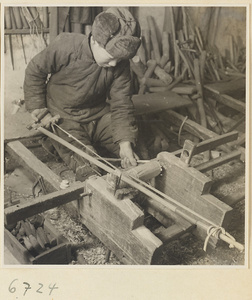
[30,108,48,122]
[30,108,60,129]
[119,141,139,169]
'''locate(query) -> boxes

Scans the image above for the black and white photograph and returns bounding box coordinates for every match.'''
[1,3,251,299]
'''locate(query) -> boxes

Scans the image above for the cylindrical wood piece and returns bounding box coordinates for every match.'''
[142,29,151,61]
[42,7,49,28]
[147,16,161,63]
[154,65,173,85]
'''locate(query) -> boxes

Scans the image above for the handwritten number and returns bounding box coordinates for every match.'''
[8,279,18,293]
[37,283,43,294]
[23,282,31,296]
[48,283,59,296]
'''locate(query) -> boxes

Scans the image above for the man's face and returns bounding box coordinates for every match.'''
[91,37,121,68]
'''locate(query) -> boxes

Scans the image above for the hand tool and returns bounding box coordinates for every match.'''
[26,108,49,130]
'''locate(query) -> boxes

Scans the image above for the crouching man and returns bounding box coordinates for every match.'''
[24,7,141,181]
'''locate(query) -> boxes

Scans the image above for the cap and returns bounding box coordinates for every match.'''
[92,7,141,59]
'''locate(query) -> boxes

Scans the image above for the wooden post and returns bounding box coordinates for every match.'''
[49,7,58,42]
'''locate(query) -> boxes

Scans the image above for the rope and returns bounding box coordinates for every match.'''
[178,116,188,147]
[203,226,236,252]
[52,123,117,171]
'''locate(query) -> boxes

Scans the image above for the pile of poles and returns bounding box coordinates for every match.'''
[130,7,245,136]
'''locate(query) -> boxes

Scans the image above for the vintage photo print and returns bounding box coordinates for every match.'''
[1,2,251,300]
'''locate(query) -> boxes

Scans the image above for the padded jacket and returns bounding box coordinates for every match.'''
[24,32,138,145]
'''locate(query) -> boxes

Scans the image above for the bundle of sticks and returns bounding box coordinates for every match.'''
[4,7,48,30]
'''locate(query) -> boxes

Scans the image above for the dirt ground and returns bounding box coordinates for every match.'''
[4,141,245,266]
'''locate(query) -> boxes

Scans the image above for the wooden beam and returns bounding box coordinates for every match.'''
[204,78,245,95]
[193,131,238,155]
[4,228,34,264]
[4,182,85,225]
[5,141,62,192]
[132,91,192,115]
[5,29,49,35]
[156,151,233,245]
[195,150,241,172]
[49,7,58,42]
[204,88,245,114]
[180,131,239,164]
[31,243,72,264]
[161,110,245,161]
[154,224,194,244]
[79,176,163,264]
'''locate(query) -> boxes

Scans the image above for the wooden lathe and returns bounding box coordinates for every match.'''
[4,125,244,264]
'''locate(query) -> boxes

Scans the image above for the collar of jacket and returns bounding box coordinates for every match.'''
[76,33,96,64]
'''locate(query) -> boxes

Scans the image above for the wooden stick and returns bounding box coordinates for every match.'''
[147,16,161,63]
[169,7,179,77]
[176,42,194,79]
[154,65,173,85]
[138,59,157,94]
[159,31,170,68]
[142,29,151,61]
[194,58,207,128]
[182,7,189,41]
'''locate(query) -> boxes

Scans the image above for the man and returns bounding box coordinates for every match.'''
[24,7,141,181]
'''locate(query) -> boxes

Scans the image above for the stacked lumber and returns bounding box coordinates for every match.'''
[130,7,245,138]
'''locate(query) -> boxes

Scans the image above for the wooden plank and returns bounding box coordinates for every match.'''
[195,150,241,172]
[4,182,85,225]
[79,176,163,265]
[156,152,233,229]
[159,152,213,196]
[5,29,50,34]
[204,78,245,95]
[44,219,68,245]
[6,141,62,192]
[193,131,238,155]
[154,224,194,244]
[142,198,193,230]
[4,228,33,264]
[161,110,245,161]
[32,243,72,264]
[180,131,239,165]
[132,91,192,115]
[204,88,245,114]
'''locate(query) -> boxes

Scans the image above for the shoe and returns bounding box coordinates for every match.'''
[75,164,100,182]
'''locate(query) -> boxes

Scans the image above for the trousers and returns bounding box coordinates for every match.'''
[51,112,120,171]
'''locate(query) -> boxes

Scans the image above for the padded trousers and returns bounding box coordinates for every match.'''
[50,113,120,171]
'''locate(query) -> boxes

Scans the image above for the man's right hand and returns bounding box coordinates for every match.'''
[30,108,60,129]
[30,108,49,122]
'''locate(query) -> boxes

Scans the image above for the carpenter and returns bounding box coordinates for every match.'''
[24,7,141,181]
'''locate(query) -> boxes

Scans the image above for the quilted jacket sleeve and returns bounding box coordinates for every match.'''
[109,60,138,145]
[24,33,74,112]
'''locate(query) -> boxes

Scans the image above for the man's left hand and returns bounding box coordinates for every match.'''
[119,141,139,169]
